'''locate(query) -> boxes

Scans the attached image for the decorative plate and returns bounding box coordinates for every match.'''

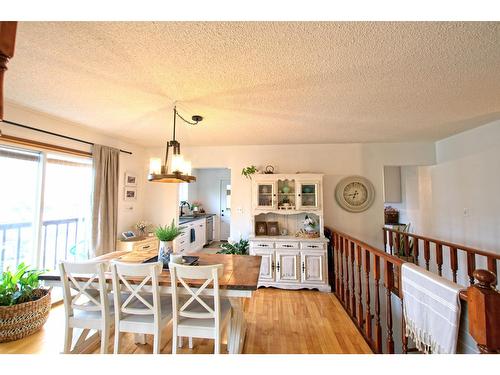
[335,176,375,213]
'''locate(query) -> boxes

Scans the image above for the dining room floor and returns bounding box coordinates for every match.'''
[0,288,371,354]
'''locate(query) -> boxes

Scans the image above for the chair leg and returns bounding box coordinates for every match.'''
[100,324,110,354]
[63,325,73,353]
[114,330,121,354]
[153,331,161,354]
[172,334,178,354]
[214,336,221,354]
[226,316,232,354]
[188,337,193,349]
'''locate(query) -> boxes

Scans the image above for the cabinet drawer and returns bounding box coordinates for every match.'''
[276,242,299,249]
[300,242,325,250]
[250,241,274,249]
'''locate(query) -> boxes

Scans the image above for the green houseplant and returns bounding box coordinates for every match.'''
[241,165,258,179]
[217,238,250,255]
[155,220,185,265]
[0,263,51,342]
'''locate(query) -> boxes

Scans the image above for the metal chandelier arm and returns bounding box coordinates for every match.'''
[174,106,203,126]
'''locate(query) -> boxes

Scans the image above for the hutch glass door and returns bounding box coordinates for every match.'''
[256,182,276,209]
[297,182,319,209]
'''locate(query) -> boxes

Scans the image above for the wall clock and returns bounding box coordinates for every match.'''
[335,176,375,213]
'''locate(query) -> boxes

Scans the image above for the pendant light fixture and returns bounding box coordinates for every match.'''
[148,105,202,183]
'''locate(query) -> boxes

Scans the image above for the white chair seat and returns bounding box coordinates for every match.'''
[178,297,231,330]
[120,296,172,324]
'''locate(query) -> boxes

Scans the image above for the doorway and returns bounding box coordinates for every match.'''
[219,179,231,241]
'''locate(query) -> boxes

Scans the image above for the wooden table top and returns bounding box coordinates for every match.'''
[40,250,262,291]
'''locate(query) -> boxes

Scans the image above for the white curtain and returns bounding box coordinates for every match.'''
[91,144,120,256]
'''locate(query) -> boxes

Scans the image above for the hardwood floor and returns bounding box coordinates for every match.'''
[0,288,371,354]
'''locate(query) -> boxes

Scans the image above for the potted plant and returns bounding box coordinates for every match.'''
[217,238,249,255]
[135,220,152,237]
[395,223,415,262]
[241,165,258,179]
[0,263,50,342]
[154,220,185,265]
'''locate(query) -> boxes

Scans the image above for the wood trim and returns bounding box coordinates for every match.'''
[0,21,18,120]
[383,227,500,260]
[0,131,92,158]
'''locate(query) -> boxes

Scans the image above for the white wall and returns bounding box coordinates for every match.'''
[402,120,500,254]
[2,101,148,234]
[147,142,436,247]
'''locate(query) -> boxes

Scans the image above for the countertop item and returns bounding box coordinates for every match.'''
[179,213,216,225]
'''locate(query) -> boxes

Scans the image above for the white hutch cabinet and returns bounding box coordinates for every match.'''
[249,174,330,292]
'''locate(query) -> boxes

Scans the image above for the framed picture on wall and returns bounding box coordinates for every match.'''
[124,187,137,201]
[125,172,137,187]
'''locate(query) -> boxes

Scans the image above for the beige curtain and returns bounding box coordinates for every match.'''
[91,144,120,256]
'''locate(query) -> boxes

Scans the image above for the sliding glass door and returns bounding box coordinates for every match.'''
[0,145,93,271]
[0,146,42,271]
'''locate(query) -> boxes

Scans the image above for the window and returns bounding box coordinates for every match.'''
[0,145,93,271]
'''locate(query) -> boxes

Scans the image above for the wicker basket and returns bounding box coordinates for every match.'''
[384,211,399,225]
[0,288,51,343]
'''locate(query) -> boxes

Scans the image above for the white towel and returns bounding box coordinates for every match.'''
[402,263,462,354]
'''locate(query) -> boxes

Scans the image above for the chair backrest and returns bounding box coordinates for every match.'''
[169,263,223,322]
[110,261,163,319]
[59,260,109,318]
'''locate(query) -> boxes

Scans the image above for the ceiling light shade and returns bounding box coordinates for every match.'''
[147,105,202,184]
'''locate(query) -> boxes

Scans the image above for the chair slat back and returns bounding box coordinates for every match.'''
[59,261,109,315]
[169,263,223,320]
[111,261,162,316]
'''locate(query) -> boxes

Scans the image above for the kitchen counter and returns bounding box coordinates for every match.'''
[179,213,215,225]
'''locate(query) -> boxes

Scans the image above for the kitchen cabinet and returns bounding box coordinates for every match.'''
[175,218,207,254]
[249,238,329,292]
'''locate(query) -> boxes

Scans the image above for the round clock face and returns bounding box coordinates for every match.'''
[335,176,375,212]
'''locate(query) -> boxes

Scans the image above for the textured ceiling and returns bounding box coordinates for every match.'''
[4,21,500,146]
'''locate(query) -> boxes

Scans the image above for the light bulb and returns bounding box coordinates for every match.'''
[149,157,162,175]
[184,160,192,175]
[171,154,184,173]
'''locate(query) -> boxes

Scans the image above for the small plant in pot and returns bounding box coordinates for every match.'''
[217,238,249,255]
[241,165,258,179]
[154,220,185,266]
[0,263,50,342]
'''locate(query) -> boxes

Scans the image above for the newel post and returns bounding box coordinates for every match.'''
[0,21,18,120]
[467,269,500,354]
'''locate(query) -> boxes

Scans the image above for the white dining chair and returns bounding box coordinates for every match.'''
[110,261,172,354]
[169,263,233,354]
[59,260,112,354]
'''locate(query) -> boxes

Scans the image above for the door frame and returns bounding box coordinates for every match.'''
[219,178,231,241]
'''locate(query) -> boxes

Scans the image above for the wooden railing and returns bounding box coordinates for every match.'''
[325,227,500,354]
[383,227,500,286]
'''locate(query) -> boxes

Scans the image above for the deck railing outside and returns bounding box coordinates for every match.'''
[0,217,90,271]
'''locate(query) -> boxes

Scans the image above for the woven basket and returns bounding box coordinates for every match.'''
[0,288,51,343]
[384,211,399,225]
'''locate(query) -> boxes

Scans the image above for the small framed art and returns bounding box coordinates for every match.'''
[267,221,279,236]
[124,187,137,201]
[255,221,267,236]
[125,172,137,187]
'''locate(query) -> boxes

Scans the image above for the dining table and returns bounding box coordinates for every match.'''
[39,250,262,354]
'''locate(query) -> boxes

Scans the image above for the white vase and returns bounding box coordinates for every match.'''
[158,240,174,265]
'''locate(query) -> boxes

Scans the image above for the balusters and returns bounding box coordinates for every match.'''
[450,247,458,283]
[388,230,394,255]
[404,235,410,257]
[334,233,339,294]
[467,252,476,285]
[383,229,387,253]
[401,298,408,354]
[487,257,497,284]
[395,231,400,256]
[424,240,430,271]
[373,255,382,353]
[384,260,395,354]
[413,237,419,265]
[436,243,443,276]
[350,241,356,317]
[364,250,372,341]
[356,244,363,328]
[344,238,351,311]
[339,236,344,302]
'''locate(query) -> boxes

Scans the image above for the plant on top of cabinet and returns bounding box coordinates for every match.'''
[217,238,249,255]
[241,165,258,179]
